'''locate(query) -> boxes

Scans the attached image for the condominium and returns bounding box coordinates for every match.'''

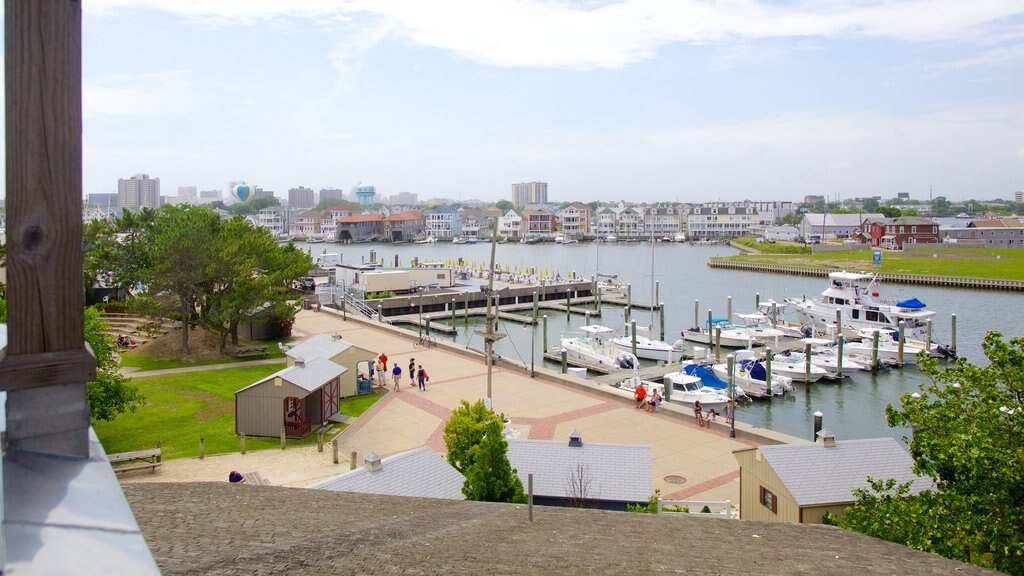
[512,181,548,207]
[288,186,316,209]
[117,173,160,210]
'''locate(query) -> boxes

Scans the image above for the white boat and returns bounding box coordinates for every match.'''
[452,237,466,245]
[681,318,788,348]
[841,328,934,365]
[785,271,936,341]
[611,328,686,362]
[415,236,437,244]
[604,235,617,242]
[673,233,687,242]
[554,235,565,244]
[560,325,638,371]
[711,351,792,398]
[768,352,828,382]
[807,347,869,375]
[662,371,732,411]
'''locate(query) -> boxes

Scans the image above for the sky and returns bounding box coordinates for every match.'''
[74,1,1024,203]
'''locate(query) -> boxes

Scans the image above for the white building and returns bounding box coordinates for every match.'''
[496,209,523,239]
[117,173,160,210]
[687,206,758,238]
[425,206,461,238]
[799,213,884,240]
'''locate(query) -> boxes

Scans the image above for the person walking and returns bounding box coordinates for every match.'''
[408,358,417,387]
[376,359,386,388]
[417,364,428,391]
[391,362,402,391]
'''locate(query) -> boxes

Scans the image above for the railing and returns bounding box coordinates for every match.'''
[658,499,735,519]
[320,285,392,324]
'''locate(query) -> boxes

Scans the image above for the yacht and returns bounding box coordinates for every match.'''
[768,352,829,383]
[785,271,936,341]
[711,351,792,398]
[611,326,686,362]
[559,325,638,371]
[662,371,732,411]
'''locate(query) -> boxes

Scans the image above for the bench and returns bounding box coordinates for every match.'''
[234,346,268,358]
[242,471,271,486]
[109,445,162,474]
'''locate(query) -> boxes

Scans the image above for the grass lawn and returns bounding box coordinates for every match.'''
[94,364,384,460]
[120,338,292,371]
[714,247,1024,280]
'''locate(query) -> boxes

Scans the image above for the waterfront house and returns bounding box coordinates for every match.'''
[383,211,424,242]
[290,210,322,240]
[799,213,883,240]
[256,206,288,237]
[505,431,652,511]
[496,209,523,239]
[338,213,385,242]
[614,206,643,239]
[595,206,619,238]
[861,217,940,249]
[521,204,558,237]
[310,447,466,500]
[763,225,800,242]
[642,203,683,238]
[558,203,591,238]
[426,205,462,239]
[688,206,758,239]
[733,432,932,524]
[943,217,1024,247]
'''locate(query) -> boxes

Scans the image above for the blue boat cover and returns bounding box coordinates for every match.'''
[683,363,728,390]
[749,361,767,382]
[896,297,927,309]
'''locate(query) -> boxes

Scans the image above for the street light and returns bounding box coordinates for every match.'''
[727,353,736,438]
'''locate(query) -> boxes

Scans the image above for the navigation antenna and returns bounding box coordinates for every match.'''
[474,220,506,409]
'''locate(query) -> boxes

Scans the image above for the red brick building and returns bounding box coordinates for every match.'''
[860,217,940,249]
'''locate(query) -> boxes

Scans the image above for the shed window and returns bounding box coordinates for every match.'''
[760,486,778,514]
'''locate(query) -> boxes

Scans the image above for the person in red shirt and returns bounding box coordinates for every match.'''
[634,385,647,408]
[378,352,388,367]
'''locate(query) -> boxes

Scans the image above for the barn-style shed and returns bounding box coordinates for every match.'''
[235,357,346,438]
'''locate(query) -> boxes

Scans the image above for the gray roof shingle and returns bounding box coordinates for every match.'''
[758,437,933,506]
[237,357,348,394]
[309,447,465,500]
[506,438,651,502]
[285,334,354,362]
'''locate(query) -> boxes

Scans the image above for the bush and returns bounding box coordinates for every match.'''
[364,291,395,300]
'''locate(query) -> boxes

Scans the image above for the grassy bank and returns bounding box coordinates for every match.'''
[95,363,383,459]
[714,247,1024,281]
[120,338,292,371]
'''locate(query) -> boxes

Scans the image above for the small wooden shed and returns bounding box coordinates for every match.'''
[284,334,376,397]
[234,357,346,438]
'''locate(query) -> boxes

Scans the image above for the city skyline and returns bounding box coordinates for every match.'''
[73,1,1024,203]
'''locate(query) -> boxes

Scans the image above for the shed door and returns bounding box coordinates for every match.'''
[321,378,339,421]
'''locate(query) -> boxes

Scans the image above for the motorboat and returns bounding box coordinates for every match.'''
[452,237,466,245]
[785,271,936,341]
[559,325,638,371]
[611,327,686,362]
[415,236,437,244]
[768,352,829,382]
[679,363,748,400]
[662,371,732,411]
[464,237,478,245]
[711,351,791,398]
[554,235,565,244]
[681,318,787,348]
[840,328,943,365]
[807,346,869,375]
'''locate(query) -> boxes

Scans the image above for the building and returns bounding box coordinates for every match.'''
[255,206,288,238]
[117,173,160,210]
[234,357,345,439]
[1016,191,1022,204]
[496,209,523,239]
[291,210,322,239]
[310,447,465,500]
[338,213,386,242]
[799,213,883,240]
[384,211,425,242]
[390,192,418,205]
[594,206,618,238]
[803,195,825,205]
[86,192,118,210]
[198,189,221,204]
[860,217,940,250]
[687,206,758,239]
[319,188,346,204]
[615,206,643,239]
[642,204,683,238]
[558,203,591,238]
[763,226,800,242]
[253,187,274,199]
[521,205,558,236]
[747,201,796,224]
[943,218,1024,247]
[506,430,652,511]
[512,181,548,207]
[288,186,316,209]
[734,432,931,524]
[355,184,377,206]
[425,206,461,239]
[177,185,197,203]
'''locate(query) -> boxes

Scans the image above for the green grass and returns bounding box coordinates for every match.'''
[120,338,292,371]
[94,364,382,460]
[714,247,1024,280]
[732,237,810,254]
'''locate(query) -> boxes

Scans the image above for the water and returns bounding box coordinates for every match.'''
[299,241,1022,442]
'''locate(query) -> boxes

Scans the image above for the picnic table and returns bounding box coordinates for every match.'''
[234,345,268,358]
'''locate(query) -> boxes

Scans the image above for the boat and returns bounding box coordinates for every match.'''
[604,235,617,243]
[662,371,733,411]
[452,237,466,245]
[711,351,792,398]
[840,328,945,365]
[611,326,686,362]
[681,317,787,348]
[559,325,638,371]
[554,235,565,244]
[464,237,478,245]
[415,236,437,244]
[673,233,687,242]
[768,352,829,382]
[806,346,869,375]
[785,271,936,341]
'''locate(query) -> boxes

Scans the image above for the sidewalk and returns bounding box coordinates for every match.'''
[123,308,784,503]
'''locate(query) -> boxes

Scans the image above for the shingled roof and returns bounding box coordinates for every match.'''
[122,483,995,575]
[309,447,465,500]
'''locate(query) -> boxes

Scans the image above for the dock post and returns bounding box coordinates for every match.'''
[871,331,880,372]
[755,293,760,310]
[533,290,539,321]
[451,298,456,326]
[625,305,631,325]
[951,313,957,356]
[627,283,632,306]
[726,353,735,402]
[585,311,591,326]
[804,342,812,384]
[835,310,843,375]
[566,289,571,322]
[464,294,470,328]
[926,318,933,350]
[631,320,638,356]
[199,436,205,460]
[898,321,906,366]
[813,411,823,442]
[655,281,660,310]
[659,302,665,342]
[770,302,778,327]
[543,315,548,352]
[727,296,732,321]
[560,349,568,374]
[715,326,722,362]
[765,347,773,396]
[332,440,339,464]
[707,309,714,348]
[694,299,699,329]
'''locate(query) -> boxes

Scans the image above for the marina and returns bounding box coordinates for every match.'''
[295,240,1021,442]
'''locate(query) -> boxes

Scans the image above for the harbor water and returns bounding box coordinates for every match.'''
[297,240,1020,442]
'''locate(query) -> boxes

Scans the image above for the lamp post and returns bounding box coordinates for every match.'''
[341,279,347,321]
[418,290,424,338]
[524,322,536,378]
[727,353,736,439]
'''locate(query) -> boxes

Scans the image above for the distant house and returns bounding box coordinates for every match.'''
[521,205,558,236]
[733,432,932,524]
[614,207,643,239]
[799,213,883,240]
[496,209,523,239]
[310,447,466,500]
[861,217,940,249]
[384,211,424,242]
[594,207,618,238]
[688,206,758,239]
[558,203,591,238]
[506,430,652,511]
[642,204,683,238]
[943,217,1024,247]
[337,213,385,242]
[291,210,322,239]
[426,206,461,239]
[763,226,799,242]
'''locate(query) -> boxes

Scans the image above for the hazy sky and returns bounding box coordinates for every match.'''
[79,1,1023,204]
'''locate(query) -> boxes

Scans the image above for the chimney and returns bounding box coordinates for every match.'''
[568,429,583,448]
[294,356,306,368]
[364,451,382,471]
[816,429,836,448]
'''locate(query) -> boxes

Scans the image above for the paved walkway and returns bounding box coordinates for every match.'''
[121,357,284,378]
[123,308,801,504]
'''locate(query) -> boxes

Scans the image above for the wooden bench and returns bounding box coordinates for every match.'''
[234,346,268,358]
[242,471,271,485]
[109,444,162,474]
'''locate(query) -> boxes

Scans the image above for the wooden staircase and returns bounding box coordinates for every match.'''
[100,313,174,346]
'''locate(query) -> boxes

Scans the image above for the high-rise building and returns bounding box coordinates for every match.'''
[117,173,160,210]
[1015,191,1022,204]
[319,188,346,204]
[390,192,418,205]
[177,185,198,203]
[254,187,275,199]
[288,186,316,209]
[199,189,222,204]
[512,181,547,206]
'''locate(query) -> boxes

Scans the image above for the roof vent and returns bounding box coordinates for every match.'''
[364,451,382,471]
[568,429,583,448]
[294,356,306,368]
[816,429,837,448]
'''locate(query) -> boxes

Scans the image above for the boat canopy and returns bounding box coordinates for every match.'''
[683,364,728,390]
[749,362,767,382]
[829,271,874,281]
[579,325,615,334]
[896,297,927,309]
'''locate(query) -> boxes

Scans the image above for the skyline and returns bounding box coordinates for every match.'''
[56,2,1024,202]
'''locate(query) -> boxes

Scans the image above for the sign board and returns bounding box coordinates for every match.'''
[872,250,882,266]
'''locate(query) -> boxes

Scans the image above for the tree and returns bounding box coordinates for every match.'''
[776,213,801,226]
[444,400,526,503]
[84,307,144,421]
[565,463,595,508]
[879,206,902,218]
[862,198,881,212]
[227,195,279,216]
[494,199,513,212]
[839,331,1024,574]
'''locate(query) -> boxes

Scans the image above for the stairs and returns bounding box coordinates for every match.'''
[99,313,174,345]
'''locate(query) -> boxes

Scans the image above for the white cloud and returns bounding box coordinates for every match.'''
[927,42,1024,71]
[88,0,1024,69]
[83,71,195,118]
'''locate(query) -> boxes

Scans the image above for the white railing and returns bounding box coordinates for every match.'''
[658,499,735,519]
